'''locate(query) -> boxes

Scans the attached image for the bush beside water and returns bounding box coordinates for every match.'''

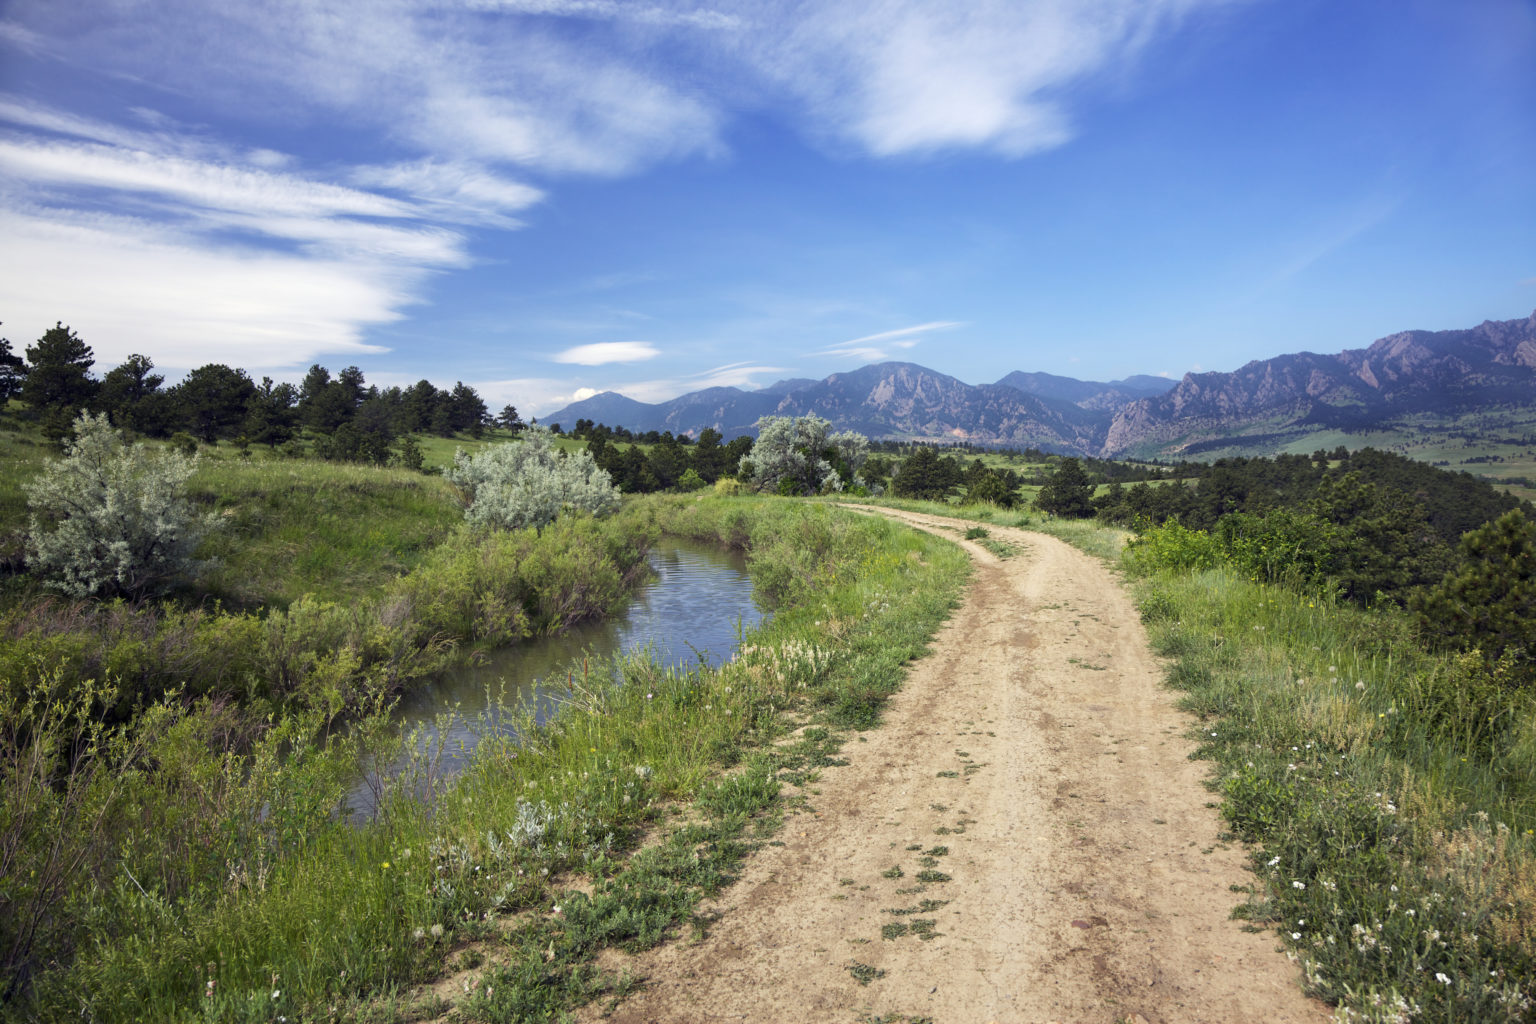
[0,495,968,1021]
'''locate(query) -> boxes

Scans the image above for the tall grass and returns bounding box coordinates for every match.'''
[187,453,465,609]
[1123,544,1536,1020]
[2,495,969,1022]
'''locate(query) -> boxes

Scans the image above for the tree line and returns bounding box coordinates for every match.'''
[0,321,503,466]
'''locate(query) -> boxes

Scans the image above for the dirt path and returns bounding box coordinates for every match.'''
[585,509,1329,1024]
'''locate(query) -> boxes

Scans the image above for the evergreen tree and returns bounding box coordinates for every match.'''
[22,322,96,441]
[1035,458,1096,518]
[0,328,25,405]
[690,427,727,482]
[1414,508,1536,679]
[498,404,525,433]
[173,363,255,442]
[243,377,299,447]
[891,446,954,500]
[99,354,173,436]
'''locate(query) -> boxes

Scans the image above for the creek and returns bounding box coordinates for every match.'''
[348,536,763,814]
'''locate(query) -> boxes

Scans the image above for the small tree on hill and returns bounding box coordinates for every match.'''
[446,426,620,531]
[1035,458,1096,518]
[22,322,96,442]
[25,411,216,598]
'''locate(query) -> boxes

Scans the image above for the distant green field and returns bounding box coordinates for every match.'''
[1120,404,1536,499]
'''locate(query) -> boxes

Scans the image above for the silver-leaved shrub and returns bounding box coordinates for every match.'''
[26,411,216,598]
[446,426,621,531]
[743,414,869,495]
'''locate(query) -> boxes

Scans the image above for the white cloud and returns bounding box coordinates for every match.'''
[0,101,545,369]
[0,206,402,371]
[839,320,963,347]
[596,361,788,405]
[743,0,1224,157]
[821,320,963,362]
[350,159,544,226]
[458,0,742,31]
[552,341,662,365]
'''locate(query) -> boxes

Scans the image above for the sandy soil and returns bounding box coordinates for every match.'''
[581,509,1330,1024]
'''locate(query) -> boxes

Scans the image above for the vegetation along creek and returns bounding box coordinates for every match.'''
[350,537,763,817]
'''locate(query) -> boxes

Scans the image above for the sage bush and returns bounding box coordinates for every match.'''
[25,411,215,599]
[446,427,619,531]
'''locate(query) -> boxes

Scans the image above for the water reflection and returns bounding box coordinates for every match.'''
[350,537,762,814]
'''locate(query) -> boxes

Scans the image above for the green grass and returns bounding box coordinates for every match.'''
[188,452,465,608]
[1100,532,1536,1020]
[4,495,970,1022]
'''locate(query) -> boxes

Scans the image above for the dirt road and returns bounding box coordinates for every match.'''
[588,509,1329,1024]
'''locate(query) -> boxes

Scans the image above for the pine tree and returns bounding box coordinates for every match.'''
[1035,458,1096,518]
[22,322,96,442]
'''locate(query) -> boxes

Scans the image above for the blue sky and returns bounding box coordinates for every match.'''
[1,0,1532,416]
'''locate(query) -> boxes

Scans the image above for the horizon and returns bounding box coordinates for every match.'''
[2,0,1533,417]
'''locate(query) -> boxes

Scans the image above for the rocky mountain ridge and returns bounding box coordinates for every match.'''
[542,310,1536,458]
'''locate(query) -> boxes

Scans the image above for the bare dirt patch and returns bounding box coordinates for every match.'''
[580,509,1330,1024]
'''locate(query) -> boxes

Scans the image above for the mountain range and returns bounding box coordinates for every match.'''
[543,310,1536,459]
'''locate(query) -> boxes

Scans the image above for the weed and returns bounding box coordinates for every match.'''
[847,962,886,986]
[881,865,904,879]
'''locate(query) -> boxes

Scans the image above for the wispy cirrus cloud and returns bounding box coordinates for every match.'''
[552,341,661,365]
[821,320,964,362]
[741,0,1228,157]
[0,100,541,369]
[0,0,1237,375]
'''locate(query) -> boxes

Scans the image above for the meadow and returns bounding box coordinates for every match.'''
[1,476,969,1021]
[4,423,1534,1022]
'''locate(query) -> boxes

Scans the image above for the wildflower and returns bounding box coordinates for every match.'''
[1268,856,1282,867]
[1436,973,1452,985]
[1293,881,1306,889]
[272,990,281,1000]
[382,861,391,870]
[1292,932,1302,940]
[413,927,426,941]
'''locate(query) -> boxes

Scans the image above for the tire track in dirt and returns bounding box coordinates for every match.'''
[583,509,1329,1024]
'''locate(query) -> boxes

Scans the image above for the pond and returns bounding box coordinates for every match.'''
[348,536,763,814]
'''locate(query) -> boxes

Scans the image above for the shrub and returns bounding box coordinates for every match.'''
[25,412,216,599]
[744,415,868,495]
[445,426,620,531]
[1122,519,1223,575]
